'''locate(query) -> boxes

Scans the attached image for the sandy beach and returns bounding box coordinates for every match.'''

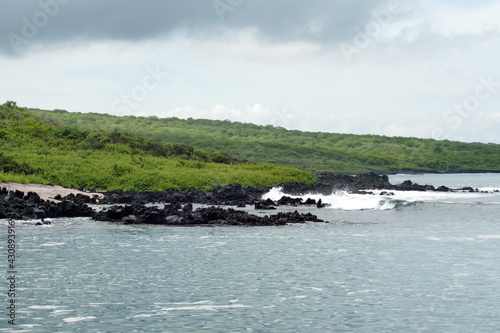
[0,182,103,202]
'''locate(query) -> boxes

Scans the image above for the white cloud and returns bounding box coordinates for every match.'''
[1,1,500,143]
[424,1,500,37]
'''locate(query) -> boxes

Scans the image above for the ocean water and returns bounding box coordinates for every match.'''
[2,174,500,332]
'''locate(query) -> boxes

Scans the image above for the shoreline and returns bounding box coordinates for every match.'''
[1,171,498,198]
[1,172,497,225]
[1,170,496,202]
[0,182,103,202]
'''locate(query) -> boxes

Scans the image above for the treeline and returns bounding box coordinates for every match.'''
[29,108,500,173]
[0,102,315,190]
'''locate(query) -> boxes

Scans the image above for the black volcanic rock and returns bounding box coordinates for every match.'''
[277,196,302,206]
[211,184,268,204]
[278,172,463,196]
[280,172,392,195]
[0,187,93,220]
[93,204,325,226]
[1,172,483,224]
[436,185,450,192]
[354,172,391,189]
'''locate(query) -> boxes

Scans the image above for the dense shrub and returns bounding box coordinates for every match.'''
[29,107,500,173]
[0,102,316,190]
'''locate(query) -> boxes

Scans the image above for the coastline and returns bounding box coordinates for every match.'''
[1,171,495,203]
[0,182,103,202]
[1,172,497,225]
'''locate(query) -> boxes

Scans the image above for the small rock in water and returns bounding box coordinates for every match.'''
[35,219,51,226]
[304,198,316,205]
[316,199,326,208]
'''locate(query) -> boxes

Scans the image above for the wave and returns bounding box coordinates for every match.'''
[262,188,413,211]
[262,187,500,211]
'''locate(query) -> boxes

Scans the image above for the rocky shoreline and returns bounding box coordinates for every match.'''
[1,172,495,226]
[0,186,325,226]
[0,188,94,221]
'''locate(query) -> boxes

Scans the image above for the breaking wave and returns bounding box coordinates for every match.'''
[262,187,500,211]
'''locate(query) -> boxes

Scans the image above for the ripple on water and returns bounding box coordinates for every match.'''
[7,182,500,332]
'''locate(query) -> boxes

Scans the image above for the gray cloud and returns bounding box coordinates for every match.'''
[1,0,390,55]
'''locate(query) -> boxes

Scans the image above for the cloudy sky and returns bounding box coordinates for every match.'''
[1,0,500,143]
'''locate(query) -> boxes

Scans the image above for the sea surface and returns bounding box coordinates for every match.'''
[2,173,500,332]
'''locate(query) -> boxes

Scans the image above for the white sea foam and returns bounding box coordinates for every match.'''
[449,237,476,242]
[134,303,250,318]
[263,188,397,211]
[427,236,497,242]
[477,235,500,240]
[40,242,66,247]
[27,305,63,310]
[153,301,212,305]
[159,304,249,311]
[52,310,74,315]
[62,316,96,323]
[262,186,499,211]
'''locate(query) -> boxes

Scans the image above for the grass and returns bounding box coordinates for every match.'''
[0,102,316,190]
[29,107,500,173]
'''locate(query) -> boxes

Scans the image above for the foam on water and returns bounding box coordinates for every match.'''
[134,301,251,318]
[62,316,97,323]
[477,235,500,240]
[40,242,66,247]
[27,305,63,310]
[262,186,500,211]
[427,235,500,242]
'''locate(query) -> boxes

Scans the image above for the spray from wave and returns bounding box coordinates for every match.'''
[261,186,499,211]
[262,187,411,211]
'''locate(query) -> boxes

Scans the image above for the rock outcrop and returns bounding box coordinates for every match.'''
[0,187,94,220]
[93,204,325,226]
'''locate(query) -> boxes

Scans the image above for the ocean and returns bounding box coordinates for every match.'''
[2,173,500,332]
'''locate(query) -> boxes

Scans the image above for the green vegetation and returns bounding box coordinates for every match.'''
[30,108,500,173]
[0,102,316,190]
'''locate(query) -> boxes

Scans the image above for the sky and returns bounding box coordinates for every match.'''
[1,0,500,143]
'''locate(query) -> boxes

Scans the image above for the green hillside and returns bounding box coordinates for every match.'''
[30,108,500,173]
[0,102,315,190]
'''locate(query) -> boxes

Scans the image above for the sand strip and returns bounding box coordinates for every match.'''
[0,182,103,202]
